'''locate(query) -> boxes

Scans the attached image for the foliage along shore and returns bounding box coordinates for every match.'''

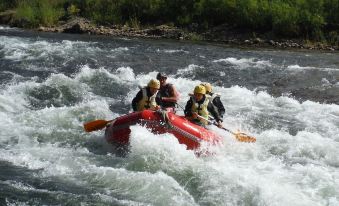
[0,0,338,51]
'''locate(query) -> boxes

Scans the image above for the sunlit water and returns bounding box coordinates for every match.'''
[0,27,338,206]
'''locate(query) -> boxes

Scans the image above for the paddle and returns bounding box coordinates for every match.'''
[175,102,255,142]
[83,119,114,132]
[197,114,256,143]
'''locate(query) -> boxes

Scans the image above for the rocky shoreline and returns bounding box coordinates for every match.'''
[1,10,338,51]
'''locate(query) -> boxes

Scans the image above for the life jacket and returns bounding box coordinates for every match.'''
[159,83,176,108]
[136,87,158,111]
[191,96,209,125]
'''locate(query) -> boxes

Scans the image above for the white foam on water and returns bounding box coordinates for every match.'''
[129,125,198,163]
[0,36,101,63]
[0,65,124,148]
[175,64,204,77]
[76,65,136,85]
[212,57,273,69]
[0,128,198,205]
[0,79,38,113]
[111,47,129,52]
[156,49,189,54]
[287,64,338,72]
[189,124,339,205]
[0,26,12,30]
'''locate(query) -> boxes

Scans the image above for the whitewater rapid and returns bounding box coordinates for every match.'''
[0,27,338,206]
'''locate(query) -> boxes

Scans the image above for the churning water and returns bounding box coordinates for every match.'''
[0,27,338,206]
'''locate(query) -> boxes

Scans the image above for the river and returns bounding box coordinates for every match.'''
[0,26,338,206]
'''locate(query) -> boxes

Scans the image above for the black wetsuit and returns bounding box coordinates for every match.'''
[209,92,225,118]
[156,83,176,108]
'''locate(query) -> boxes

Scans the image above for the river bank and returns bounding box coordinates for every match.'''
[40,17,339,51]
[1,10,338,51]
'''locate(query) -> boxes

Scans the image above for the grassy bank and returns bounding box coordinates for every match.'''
[1,0,338,46]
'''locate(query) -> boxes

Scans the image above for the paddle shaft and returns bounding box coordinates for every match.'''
[176,103,254,140]
[176,103,233,133]
[206,114,256,142]
[206,115,236,135]
[195,113,237,135]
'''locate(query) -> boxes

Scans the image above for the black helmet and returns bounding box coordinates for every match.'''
[156,72,167,80]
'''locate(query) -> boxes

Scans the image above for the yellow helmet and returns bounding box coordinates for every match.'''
[148,79,160,89]
[194,85,206,95]
[201,82,212,93]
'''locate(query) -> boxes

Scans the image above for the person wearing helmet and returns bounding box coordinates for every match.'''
[132,79,161,111]
[184,85,223,127]
[156,72,179,111]
[200,82,225,118]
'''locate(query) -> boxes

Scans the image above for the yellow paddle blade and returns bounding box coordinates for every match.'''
[83,119,111,132]
[234,132,256,143]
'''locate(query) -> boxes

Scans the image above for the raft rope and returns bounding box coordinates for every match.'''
[157,110,201,143]
[157,109,172,128]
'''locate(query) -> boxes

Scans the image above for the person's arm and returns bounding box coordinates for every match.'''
[161,84,179,102]
[208,102,223,128]
[131,90,143,111]
[208,102,222,123]
[213,97,225,117]
[155,92,162,105]
[184,98,193,117]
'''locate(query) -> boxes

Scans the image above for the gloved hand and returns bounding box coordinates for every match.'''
[216,121,223,128]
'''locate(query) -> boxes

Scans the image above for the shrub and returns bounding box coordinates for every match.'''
[271,1,299,37]
[67,4,80,16]
[7,0,339,44]
[15,1,39,27]
[37,0,64,26]
[0,0,18,12]
[15,0,64,27]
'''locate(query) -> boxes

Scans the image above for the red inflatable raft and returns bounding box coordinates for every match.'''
[105,110,222,150]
